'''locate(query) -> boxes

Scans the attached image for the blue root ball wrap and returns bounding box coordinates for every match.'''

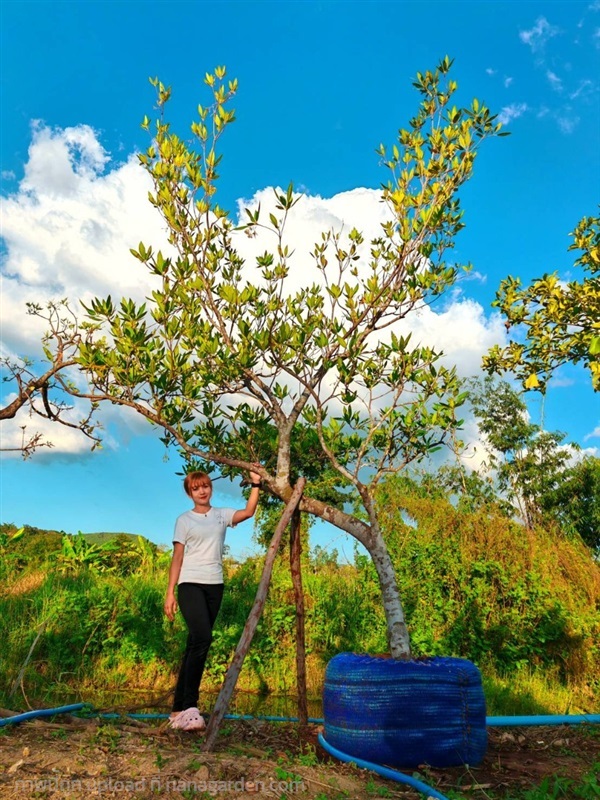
[323,653,487,769]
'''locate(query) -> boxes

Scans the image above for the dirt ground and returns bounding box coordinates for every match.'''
[0,714,598,799]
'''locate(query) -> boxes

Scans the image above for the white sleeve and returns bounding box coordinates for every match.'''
[173,514,188,545]
[222,508,237,528]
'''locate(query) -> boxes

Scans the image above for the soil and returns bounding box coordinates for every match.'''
[0,714,598,799]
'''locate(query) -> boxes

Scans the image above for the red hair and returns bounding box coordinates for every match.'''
[183,471,212,497]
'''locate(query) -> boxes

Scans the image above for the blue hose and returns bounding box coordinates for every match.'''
[487,714,600,726]
[0,703,86,727]
[318,732,449,800]
[3,706,599,728]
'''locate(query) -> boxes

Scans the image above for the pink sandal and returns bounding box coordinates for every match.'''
[169,707,206,731]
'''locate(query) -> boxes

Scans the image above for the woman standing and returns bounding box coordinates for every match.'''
[164,468,261,730]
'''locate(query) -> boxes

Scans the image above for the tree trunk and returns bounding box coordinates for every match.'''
[368,528,411,659]
[289,508,308,726]
[203,478,306,751]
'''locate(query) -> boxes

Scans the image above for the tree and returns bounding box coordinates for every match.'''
[540,455,600,552]
[25,59,503,658]
[483,212,600,391]
[467,376,576,529]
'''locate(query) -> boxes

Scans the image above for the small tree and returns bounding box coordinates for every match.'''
[484,212,600,391]
[27,59,503,658]
[467,377,575,529]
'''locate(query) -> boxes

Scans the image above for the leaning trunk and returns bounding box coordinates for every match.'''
[367,528,411,659]
[299,494,411,659]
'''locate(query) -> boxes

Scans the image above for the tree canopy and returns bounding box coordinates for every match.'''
[484,212,600,392]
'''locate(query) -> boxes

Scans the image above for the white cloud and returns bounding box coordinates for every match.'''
[0,392,97,459]
[503,76,514,88]
[570,78,596,99]
[498,103,528,125]
[546,70,563,91]
[576,445,600,460]
[486,68,497,76]
[556,113,580,134]
[2,124,509,458]
[584,425,600,440]
[519,16,560,53]
[1,123,167,356]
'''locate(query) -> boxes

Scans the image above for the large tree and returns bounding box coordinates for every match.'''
[16,59,503,658]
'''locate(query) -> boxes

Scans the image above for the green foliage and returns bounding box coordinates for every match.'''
[540,456,600,552]
[2,493,598,713]
[373,475,600,685]
[484,211,600,391]
[517,764,600,799]
[466,376,577,530]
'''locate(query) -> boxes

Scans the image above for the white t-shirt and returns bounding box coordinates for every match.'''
[173,507,237,584]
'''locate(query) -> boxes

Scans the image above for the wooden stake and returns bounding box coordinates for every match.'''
[289,507,308,726]
[203,478,306,751]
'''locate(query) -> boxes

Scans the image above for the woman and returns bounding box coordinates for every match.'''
[164,467,261,731]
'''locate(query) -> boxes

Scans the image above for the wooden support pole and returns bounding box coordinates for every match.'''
[289,508,308,726]
[203,478,306,751]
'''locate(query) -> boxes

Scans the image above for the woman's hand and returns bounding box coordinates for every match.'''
[249,464,262,485]
[164,592,178,622]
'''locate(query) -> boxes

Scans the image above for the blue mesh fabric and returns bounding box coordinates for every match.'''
[323,653,487,768]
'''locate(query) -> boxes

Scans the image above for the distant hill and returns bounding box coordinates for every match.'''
[1,523,157,553]
[84,531,148,544]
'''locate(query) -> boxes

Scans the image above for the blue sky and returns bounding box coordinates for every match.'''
[1,0,599,559]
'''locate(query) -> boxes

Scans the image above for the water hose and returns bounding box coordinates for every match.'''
[0,703,86,727]
[2,705,599,728]
[487,714,600,726]
[318,732,450,800]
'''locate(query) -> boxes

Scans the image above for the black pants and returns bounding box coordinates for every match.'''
[173,582,224,712]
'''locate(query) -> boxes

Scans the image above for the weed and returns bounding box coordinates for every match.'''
[296,744,319,767]
[92,724,120,751]
[154,751,168,770]
[274,765,302,783]
[365,776,393,796]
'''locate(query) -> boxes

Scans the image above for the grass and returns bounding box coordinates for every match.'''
[501,765,600,799]
[483,665,597,716]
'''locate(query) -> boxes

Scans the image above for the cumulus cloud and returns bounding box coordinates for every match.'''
[2,125,508,457]
[1,123,167,356]
[0,392,98,459]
